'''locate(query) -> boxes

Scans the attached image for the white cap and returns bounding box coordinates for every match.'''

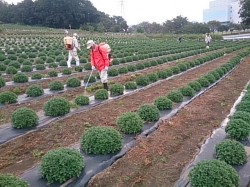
[87,40,95,49]
[64,30,69,34]
[73,33,79,37]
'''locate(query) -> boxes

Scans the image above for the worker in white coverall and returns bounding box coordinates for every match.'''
[67,33,81,68]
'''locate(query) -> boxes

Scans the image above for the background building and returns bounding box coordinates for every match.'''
[203,0,241,24]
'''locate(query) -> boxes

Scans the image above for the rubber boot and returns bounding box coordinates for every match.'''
[103,83,108,91]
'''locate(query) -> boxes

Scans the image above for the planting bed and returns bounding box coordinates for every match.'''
[1,32,250,187]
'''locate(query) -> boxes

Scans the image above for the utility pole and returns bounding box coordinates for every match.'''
[120,0,125,19]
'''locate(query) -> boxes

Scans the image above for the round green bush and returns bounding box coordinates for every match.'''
[8,61,20,69]
[79,57,87,63]
[197,77,210,87]
[127,65,136,72]
[118,67,128,74]
[21,65,33,72]
[164,68,173,77]
[84,63,91,70]
[35,58,44,65]
[215,139,247,165]
[5,66,18,74]
[125,81,137,90]
[12,72,28,83]
[225,118,250,140]
[188,159,239,187]
[48,62,58,68]
[31,73,43,80]
[46,57,54,63]
[39,148,84,183]
[235,100,250,113]
[137,104,160,122]
[80,126,122,154]
[230,111,250,123]
[11,107,38,129]
[154,96,172,110]
[107,68,119,76]
[0,173,28,187]
[150,60,158,66]
[74,95,89,105]
[136,75,149,86]
[43,97,70,116]
[56,56,64,62]
[0,91,17,104]
[49,81,64,91]
[59,60,67,66]
[83,74,96,83]
[179,85,195,97]
[143,61,151,68]
[22,60,32,66]
[0,64,7,71]
[210,70,221,80]
[202,74,216,83]
[109,83,124,95]
[75,66,83,72]
[170,66,180,74]
[0,76,5,88]
[187,81,201,92]
[166,90,183,103]
[177,63,187,71]
[215,67,224,77]
[94,89,108,100]
[4,59,11,65]
[48,70,58,77]
[26,84,44,97]
[62,68,72,75]
[135,62,145,70]
[28,53,37,58]
[36,64,46,70]
[147,73,158,82]
[157,70,168,79]
[111,58,119,65]
[66,77,81,87]
[116,112,143,134]
[0,55,6,61]
[241,92,250,102]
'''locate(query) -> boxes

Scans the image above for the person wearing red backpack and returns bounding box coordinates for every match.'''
[87,40,110,90]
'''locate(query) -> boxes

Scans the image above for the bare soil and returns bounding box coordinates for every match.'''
[0,50,249,187]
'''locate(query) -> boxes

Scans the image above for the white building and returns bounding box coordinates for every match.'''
[203,0,241,24]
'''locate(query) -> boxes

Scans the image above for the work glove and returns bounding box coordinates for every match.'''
[91,66,96,70]
[104,66,108,71]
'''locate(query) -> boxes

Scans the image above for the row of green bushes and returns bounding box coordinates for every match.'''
[188,85,250,187]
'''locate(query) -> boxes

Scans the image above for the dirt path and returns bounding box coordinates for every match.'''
[86,56,250,187]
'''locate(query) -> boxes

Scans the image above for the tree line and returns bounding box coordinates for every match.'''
[0,0,128,32]
[0,0,250,34]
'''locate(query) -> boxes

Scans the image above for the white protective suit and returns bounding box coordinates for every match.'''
[67,33,81,68]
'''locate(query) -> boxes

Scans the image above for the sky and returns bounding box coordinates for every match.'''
[5,0,212,26]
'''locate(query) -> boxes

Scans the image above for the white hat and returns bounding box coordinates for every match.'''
[87,40,95,49]
[73,33,79,37]
[64,30,69,34]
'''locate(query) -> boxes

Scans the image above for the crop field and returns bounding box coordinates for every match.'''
[0,30,250,187]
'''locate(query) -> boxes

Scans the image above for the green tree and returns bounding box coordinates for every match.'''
[239,0,250,25]
[218,24,229,33]
[207,20,222,33]
[182,22,210,34]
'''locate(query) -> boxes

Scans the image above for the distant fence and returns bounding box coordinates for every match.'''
[223,33,250,40]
